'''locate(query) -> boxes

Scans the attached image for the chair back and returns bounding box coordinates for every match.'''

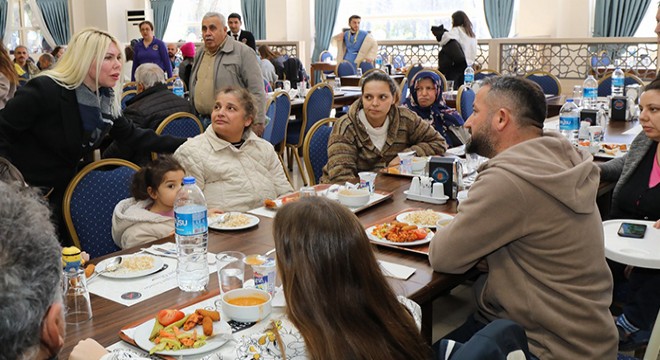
[319,50,334,62]
[597,72,644,97]
[591,50,611,68]
[392,55,406,69]
[523,71,562,95]
[263,96,277,140]
[399,77,409,105]
[474,68,500,81]
[63,159,140,258]
[359,61,374,74]
[303,118,335,185]
[121,90,137,110]
[293,82,334,148]
[122,81,137,92]
[263,91,291,148]
[151,112,204,160]
[456,85,476,120]
[336,60,357,77]
[406,64,424,86]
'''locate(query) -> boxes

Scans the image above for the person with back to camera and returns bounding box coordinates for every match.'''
[404,69,469,147]
[131,20,172,81]
[0,28,186,246]
[429,76,618,359]
[321,70,447,184]
[599,77,660,351]
[178,42,196,90]
[174,86,292,211]
[435,11,477,88]
[235,196,430,359]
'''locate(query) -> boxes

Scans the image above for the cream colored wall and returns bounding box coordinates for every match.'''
[516,0,594,38]
[265,0,312,67]
[70,0,150,43]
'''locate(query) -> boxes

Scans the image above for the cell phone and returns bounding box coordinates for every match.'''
[617,223,647,239]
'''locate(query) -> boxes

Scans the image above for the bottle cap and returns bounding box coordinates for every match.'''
[183,176,196,185]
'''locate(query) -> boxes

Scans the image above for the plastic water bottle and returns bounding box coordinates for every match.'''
[174,176,209,292]
[464,64,474,88]
[559,98,579,144]
[375,55,383,69]
[173,77,184,98]
[582,75,598,109]
[611,66,624,97]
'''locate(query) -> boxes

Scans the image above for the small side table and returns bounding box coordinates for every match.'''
[603,220,660,360]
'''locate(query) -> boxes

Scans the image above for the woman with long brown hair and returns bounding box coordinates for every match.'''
[0,43,18,109]
[271,196,431,359]
[438,11,477,67]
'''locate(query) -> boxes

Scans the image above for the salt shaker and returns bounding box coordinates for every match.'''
[409,177,421,195]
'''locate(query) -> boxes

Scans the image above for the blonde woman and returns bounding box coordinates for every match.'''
[0,28,185,245]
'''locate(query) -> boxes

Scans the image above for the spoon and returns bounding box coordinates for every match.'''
[87,256,122,282]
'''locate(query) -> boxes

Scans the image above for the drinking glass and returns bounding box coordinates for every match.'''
[62,268,93,324]
[572,85,583,107]
[300,186,317,197]
[356,68,363,77]
[334,77,341,90]
[445,80,455,91]
[216,251,245,295]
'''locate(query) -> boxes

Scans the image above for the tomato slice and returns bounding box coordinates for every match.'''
[413,228,429,240]
[156,309,185,326]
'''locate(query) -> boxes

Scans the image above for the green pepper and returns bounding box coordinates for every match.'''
[148,318,164,341]
[148,342,167,355]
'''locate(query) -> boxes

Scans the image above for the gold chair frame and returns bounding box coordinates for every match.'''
[151,112,204,160]
[63,158,140,250]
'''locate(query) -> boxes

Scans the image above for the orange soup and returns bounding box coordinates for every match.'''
[226,296,267,306]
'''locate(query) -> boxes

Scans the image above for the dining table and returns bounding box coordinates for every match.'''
[60,174,475,358]
[340,74,405,87]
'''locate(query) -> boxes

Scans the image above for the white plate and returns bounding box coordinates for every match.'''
[209,213,260,231]
[365,225,434,247]
[97,255,164,279]
[395,211,454,228]
[133,317,231,356]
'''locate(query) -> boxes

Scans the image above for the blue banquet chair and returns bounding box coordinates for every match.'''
[336,60,357,77]
[121,89,137,110]
[63,159,140,259]
[286,82,334,185]
[456,85,476,120]
[474,68,500,81]
[523,70,562,96]
[151,112,204,160]
[303,118,335,185]
[263,91,293,185]
[359,61,374,74]
[597,72,644,97]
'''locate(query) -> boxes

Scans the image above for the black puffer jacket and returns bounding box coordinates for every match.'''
[123,83,194,130]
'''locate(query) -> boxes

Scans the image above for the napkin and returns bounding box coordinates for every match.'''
[378,260,416,280]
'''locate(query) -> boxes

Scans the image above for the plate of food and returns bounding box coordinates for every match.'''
[209,213,260,230]
[395,210,454,228]
[366,222,434,247]
[595,143,628,159]
[96,254,164,279]
[133,308,231,356]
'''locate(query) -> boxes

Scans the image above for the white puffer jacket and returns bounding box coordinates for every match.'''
[174,128,293,211]
[111,198,174,249]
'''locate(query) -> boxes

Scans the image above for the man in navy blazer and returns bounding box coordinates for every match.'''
[227,13,256,51]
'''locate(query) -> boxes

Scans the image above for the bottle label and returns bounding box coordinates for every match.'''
[175,209,208,236]
[612,77,624,87]
[173,87,184,97]
[559,115,579,131]
[583,87,597,99]
[464,74,474,83]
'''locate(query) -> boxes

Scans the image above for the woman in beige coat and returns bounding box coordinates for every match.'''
[174,87,292,211]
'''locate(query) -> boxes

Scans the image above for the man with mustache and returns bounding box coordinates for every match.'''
[189,12,266,136]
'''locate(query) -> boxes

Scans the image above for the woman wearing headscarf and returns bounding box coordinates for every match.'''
[404,70,469,148]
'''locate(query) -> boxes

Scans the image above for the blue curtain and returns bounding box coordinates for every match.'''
[150,0,174,40]
[312,0,340,63]
[594,0,651,37]
[0,0,7,41]
[241,0,265,40]
[483,0,514,38]
[35,0,70,45]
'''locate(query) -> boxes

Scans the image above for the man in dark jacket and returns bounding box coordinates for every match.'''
[103,63,194,164]
[227,13,256,51]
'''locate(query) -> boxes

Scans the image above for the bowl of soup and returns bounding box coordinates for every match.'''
[221,288,272,322]
[337,188,370,207]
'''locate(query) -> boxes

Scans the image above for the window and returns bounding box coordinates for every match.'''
[6,0,46,53]
[331,0,492,41]
[163,0,242,42]
[633,3,658,37]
